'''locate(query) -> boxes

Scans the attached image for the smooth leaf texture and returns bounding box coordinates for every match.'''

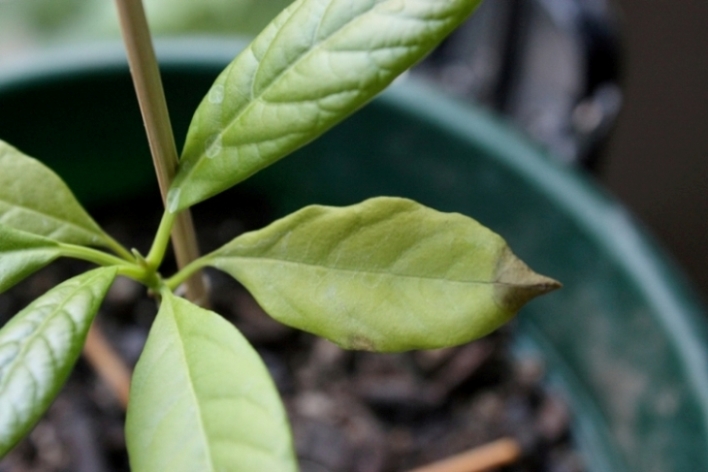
[0,225,61,294]
[126,291,297,472]
[0,267,117,456]
[0,140,113,247]
[169,0,483,211]
[207,197,560,352]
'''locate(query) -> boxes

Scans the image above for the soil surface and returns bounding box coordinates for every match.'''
[0,190,585,472]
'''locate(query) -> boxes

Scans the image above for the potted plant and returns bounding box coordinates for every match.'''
[0,0,567,470]
[1,1,708,471]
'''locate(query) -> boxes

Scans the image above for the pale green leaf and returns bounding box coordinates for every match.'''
[0,267,117,457]
[0,225,61,294]
[206,197,560,352]
[126,291,297,472]
[169,0,483,211]
[0,140,114,248]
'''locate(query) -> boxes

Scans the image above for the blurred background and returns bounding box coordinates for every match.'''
[0,0,705,301]
[601,0,708,302]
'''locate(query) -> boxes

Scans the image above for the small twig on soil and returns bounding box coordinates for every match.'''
[83,324,132,409]
[113,0,208,306]
[406,437,522,472]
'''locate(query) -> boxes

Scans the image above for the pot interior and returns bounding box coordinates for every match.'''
[0,41,706,472]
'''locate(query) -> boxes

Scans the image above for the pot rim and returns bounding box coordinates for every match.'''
[1,37,707,470]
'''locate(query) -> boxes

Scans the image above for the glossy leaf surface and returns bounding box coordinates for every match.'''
[0,225,61,294]
[207,197,560,352]
[0,267,117,456]
[169,0,482,211]
[126,292,296,472]
[0,140,112,247]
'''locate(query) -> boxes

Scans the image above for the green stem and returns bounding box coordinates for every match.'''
[58,243,150,284]
[104,234,135,262]
[165,257,208,291]
[58,243,135,268]
[146,209,176,269]
[116,264,153,283]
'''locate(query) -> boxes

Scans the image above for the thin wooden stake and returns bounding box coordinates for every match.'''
[113,0,208,306]
[81,0,211,410]
[406,437,523,472]
[83,324,132,409]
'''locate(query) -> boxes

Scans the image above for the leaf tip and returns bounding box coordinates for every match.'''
[493,247,561,314]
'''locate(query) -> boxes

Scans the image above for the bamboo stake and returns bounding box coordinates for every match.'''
[113,0,208,305]
[81,0,211,411]
[83,324,132,409]
[406,437,522,472]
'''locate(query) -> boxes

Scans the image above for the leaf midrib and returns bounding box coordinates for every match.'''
[180,0,400,180]
[211,254,515,286]
[167,298,217,472]
[0,272,100,396]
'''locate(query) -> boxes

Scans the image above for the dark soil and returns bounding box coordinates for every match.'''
[0,190,585,472]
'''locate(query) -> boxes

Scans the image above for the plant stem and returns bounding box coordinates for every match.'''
[114,0,208,306]
[165,257,209,292]
[58,243,136,268]
[104,235,136,262]
[146,209,176,268]
[58,243,149,283]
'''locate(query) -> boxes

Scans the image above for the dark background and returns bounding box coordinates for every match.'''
[600,0,708,301]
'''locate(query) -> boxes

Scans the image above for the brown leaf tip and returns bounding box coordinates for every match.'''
[493,247,561,313]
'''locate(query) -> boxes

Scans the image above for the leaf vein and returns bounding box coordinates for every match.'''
[0,272,106,398]
[215,256,504,286]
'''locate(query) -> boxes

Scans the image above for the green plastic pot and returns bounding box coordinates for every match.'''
[0,40,706,472]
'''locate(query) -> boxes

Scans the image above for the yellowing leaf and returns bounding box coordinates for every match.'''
[169,0,483,211]
[206,197,560,352]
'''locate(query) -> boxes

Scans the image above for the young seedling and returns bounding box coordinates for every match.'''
[0,0,560,470]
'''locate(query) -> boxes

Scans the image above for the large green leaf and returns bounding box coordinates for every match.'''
[0,267,117,457]
[126,291,297,472]
[0,225,61,294]
[169,0,482,211]
[0,140,114,248]
[206,197,560,352]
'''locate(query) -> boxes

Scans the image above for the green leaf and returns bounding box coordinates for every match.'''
[0,140,114,248]
[126,291,297,472]
[206,197,560,352]
[0,225,61,294]
[169,0,483,211]
[0,267,117,457]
